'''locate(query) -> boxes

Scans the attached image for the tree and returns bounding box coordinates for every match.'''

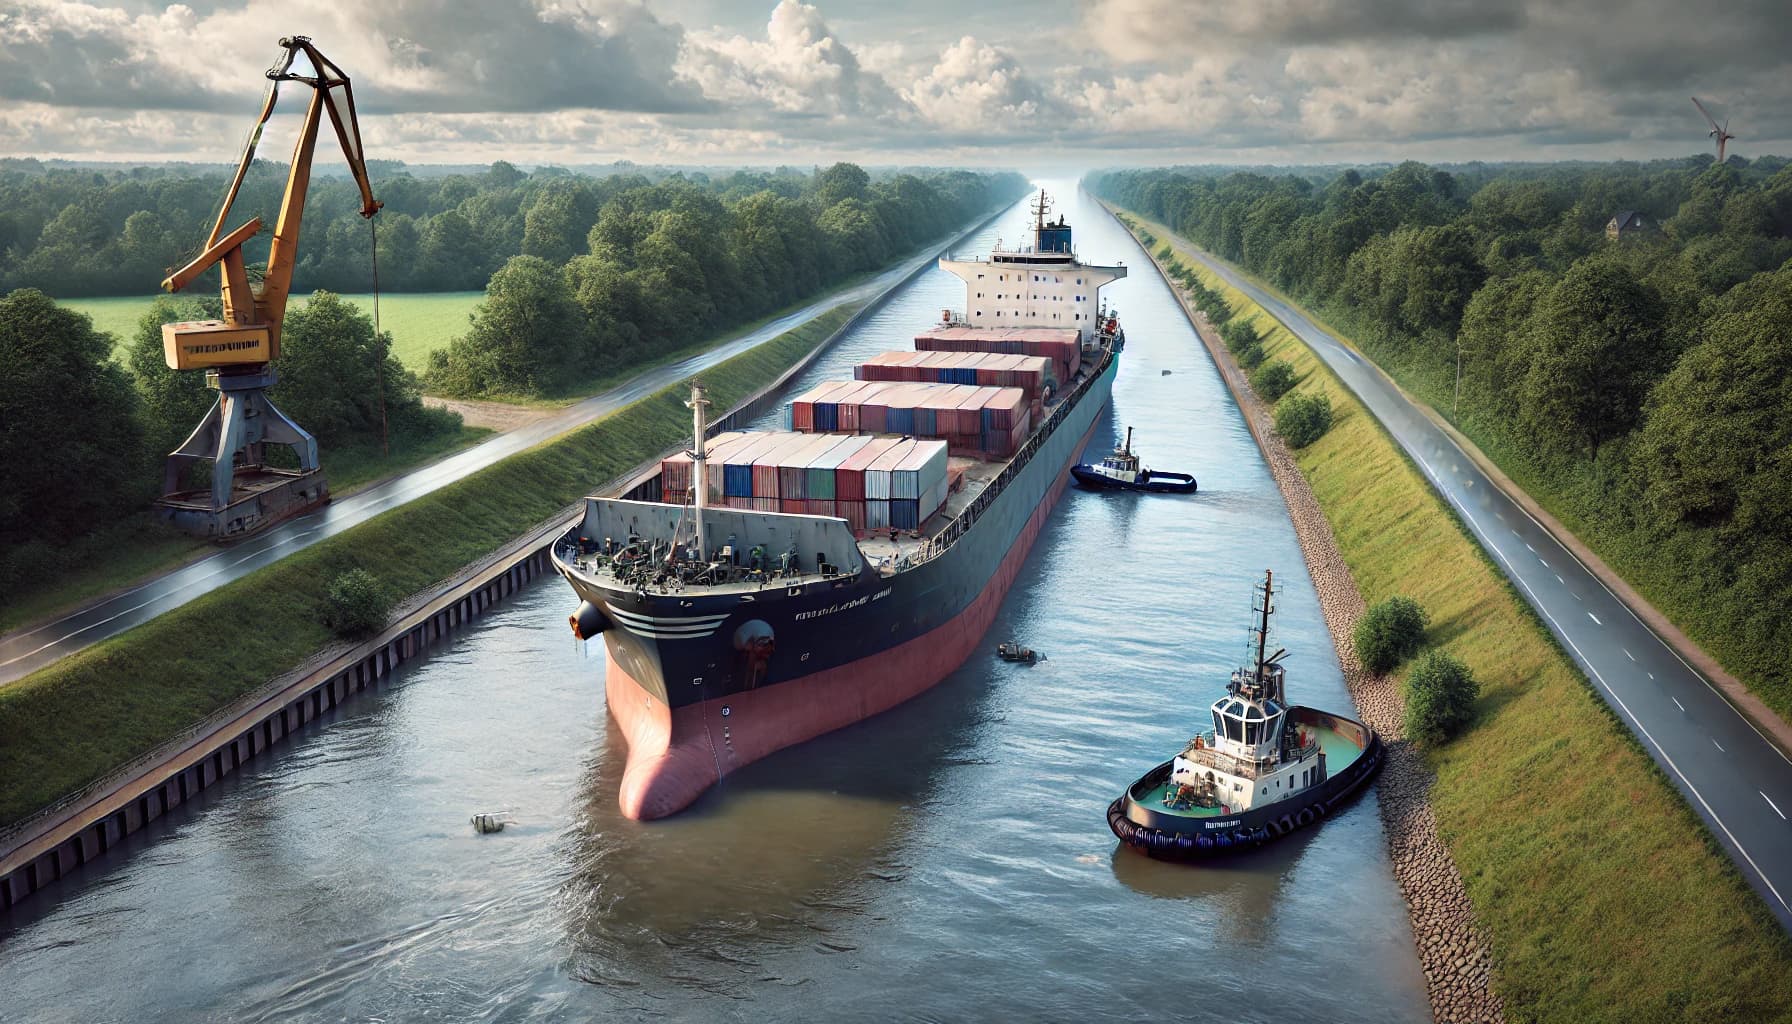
[1637,267,1792,532]
[521,185,584,265]
[0,289,144,547]
[1353,596,1429,674]
[274,291,423,446]
[1274,390,1333,449]
[1404,650,1479,745]
[425,256,585,397]
[1514,257,1670,460]
[127,294,219,454]
[815,162,870,206]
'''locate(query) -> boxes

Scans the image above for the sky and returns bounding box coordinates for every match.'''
[2,0,1789,169]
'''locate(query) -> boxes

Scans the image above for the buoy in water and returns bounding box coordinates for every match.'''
[471,812,509,834]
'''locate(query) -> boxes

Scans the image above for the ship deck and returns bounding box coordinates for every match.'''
[1135,722,1368,819]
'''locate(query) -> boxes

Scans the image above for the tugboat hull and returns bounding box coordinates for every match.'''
[1070,465,1197,493]
[1108,707,1383,860]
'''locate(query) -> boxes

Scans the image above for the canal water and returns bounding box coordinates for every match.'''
[0,184,1429,1022]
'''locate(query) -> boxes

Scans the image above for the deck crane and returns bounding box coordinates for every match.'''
[156,36,382,538]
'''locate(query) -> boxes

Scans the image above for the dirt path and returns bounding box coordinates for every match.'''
[424,395,554,433]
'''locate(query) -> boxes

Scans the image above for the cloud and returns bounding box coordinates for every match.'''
[676,0,900,118]
[903,35,1067,134]
[0,0,708,115]
[2,0,1789,165]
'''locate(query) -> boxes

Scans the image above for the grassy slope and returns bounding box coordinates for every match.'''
[1123,216,1792,1023]
[63,292,483,371]
[0,305,854,828]
[1115,242,1792,725]
[0,423,492,635]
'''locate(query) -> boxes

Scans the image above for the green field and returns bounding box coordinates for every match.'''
[62,292,483,371]
[1126,213,1792,1023]
[0,304,855,829]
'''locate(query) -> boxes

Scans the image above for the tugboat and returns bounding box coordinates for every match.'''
[1071,428,1196,493]
[996,641,1044,664]
[1108,571,1383,860]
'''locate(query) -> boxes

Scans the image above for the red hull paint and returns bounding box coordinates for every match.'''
[604,414,1104,820]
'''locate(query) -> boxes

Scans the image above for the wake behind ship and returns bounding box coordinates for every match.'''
[553,193,1128,818]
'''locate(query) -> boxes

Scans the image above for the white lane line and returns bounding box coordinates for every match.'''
[1625,649,1635,661]
[1525,542,1536,553]
[1765,792,1788,821]
[1589,612,1602,625]
[1539,557,1549,569]
[1573,592,1582,601]
[1556,575,1565,584]
[1649,672,1655,680]
[1673,697,1685,711]
[1494,511,1505,523]
[1715,739,1726,752]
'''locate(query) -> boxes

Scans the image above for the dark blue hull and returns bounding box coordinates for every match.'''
[1070,465,1197,493]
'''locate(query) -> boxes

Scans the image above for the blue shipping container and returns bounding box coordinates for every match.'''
[891,498,920,530]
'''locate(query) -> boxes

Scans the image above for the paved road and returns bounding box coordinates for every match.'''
[1167,234,1792,930]
[0,233,968,686]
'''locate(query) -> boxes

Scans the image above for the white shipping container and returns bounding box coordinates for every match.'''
[866,499,891,530]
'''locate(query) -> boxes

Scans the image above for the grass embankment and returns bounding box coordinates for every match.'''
[0,304,855,828]
[0,422,491,635]
[63,292,483,370]
[1132,224,1792,1022]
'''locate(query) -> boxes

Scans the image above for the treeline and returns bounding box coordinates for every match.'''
[423,163,1027,397]
[0,158,1022,301]
[0,288,458,595]
[1091,157,1792,711]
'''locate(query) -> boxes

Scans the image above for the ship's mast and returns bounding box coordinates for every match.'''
[687,382,710,560]
[1031,189,1051,248]
[1253,570,1274,686]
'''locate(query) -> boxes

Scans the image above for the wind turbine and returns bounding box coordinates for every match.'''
[1691,97,1737,163]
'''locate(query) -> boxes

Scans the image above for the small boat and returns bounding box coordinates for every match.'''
[996,641,1044,663]
[470,812,512,834]
[1071,428,1196,494]
[1108,570,1383,860]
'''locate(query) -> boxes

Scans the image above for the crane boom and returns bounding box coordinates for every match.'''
[160,35,382,369]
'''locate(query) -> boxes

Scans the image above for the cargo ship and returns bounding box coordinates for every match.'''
[552,192,1127,819]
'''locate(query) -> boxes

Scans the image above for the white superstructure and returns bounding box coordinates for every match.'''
[938,191,1126,343]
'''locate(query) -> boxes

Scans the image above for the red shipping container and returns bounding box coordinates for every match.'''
[839,500,867,532]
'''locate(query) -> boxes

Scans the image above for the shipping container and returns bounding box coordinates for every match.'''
[866,499,891,531]
[864,439,912,501]
[836,436,903,502]
[839,499,867,533]
[913,325,1082,383]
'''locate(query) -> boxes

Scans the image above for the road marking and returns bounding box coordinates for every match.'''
[1715,739,1726,752]
[1494,511,1505,523]
[1589,612,1601,625]
[1525,542,1535,553]
[1625,649,1635,661]
[1648,672,1655,680]
[1765,792,1788,821]
[1539,557,1549,568]
[1673,697,1685,711]
[1573,592,1582,601]
[1556,575,1565,584]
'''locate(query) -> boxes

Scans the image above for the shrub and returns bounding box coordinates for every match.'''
[1219,319,1260,354]
[1353,595,1429,674]
[1274,390,1333,448]
[1251,360,1297,401]
[1204,293,1232,324]
[325,569,393,638]
[1236,341,1266,370]
[1404,649,1480,745]
[1156,243,1173,261]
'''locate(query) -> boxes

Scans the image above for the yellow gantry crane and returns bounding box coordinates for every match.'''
[156,36,382,538]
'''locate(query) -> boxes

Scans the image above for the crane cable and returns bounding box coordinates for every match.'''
[369,215,389,458]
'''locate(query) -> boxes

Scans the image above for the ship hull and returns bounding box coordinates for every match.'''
[594,378,1110,819]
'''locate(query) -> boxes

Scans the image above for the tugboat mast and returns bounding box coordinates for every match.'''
[686,382,710,560]
[1253,570,1274,688]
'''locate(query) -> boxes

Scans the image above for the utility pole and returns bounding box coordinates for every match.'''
[1454,344,1462,416]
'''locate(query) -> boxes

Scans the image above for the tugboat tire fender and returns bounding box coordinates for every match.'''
[1276,814,1296,835]
[1296,807,1317,827]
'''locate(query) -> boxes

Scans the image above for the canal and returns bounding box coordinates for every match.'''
[0,184,1429,1022]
